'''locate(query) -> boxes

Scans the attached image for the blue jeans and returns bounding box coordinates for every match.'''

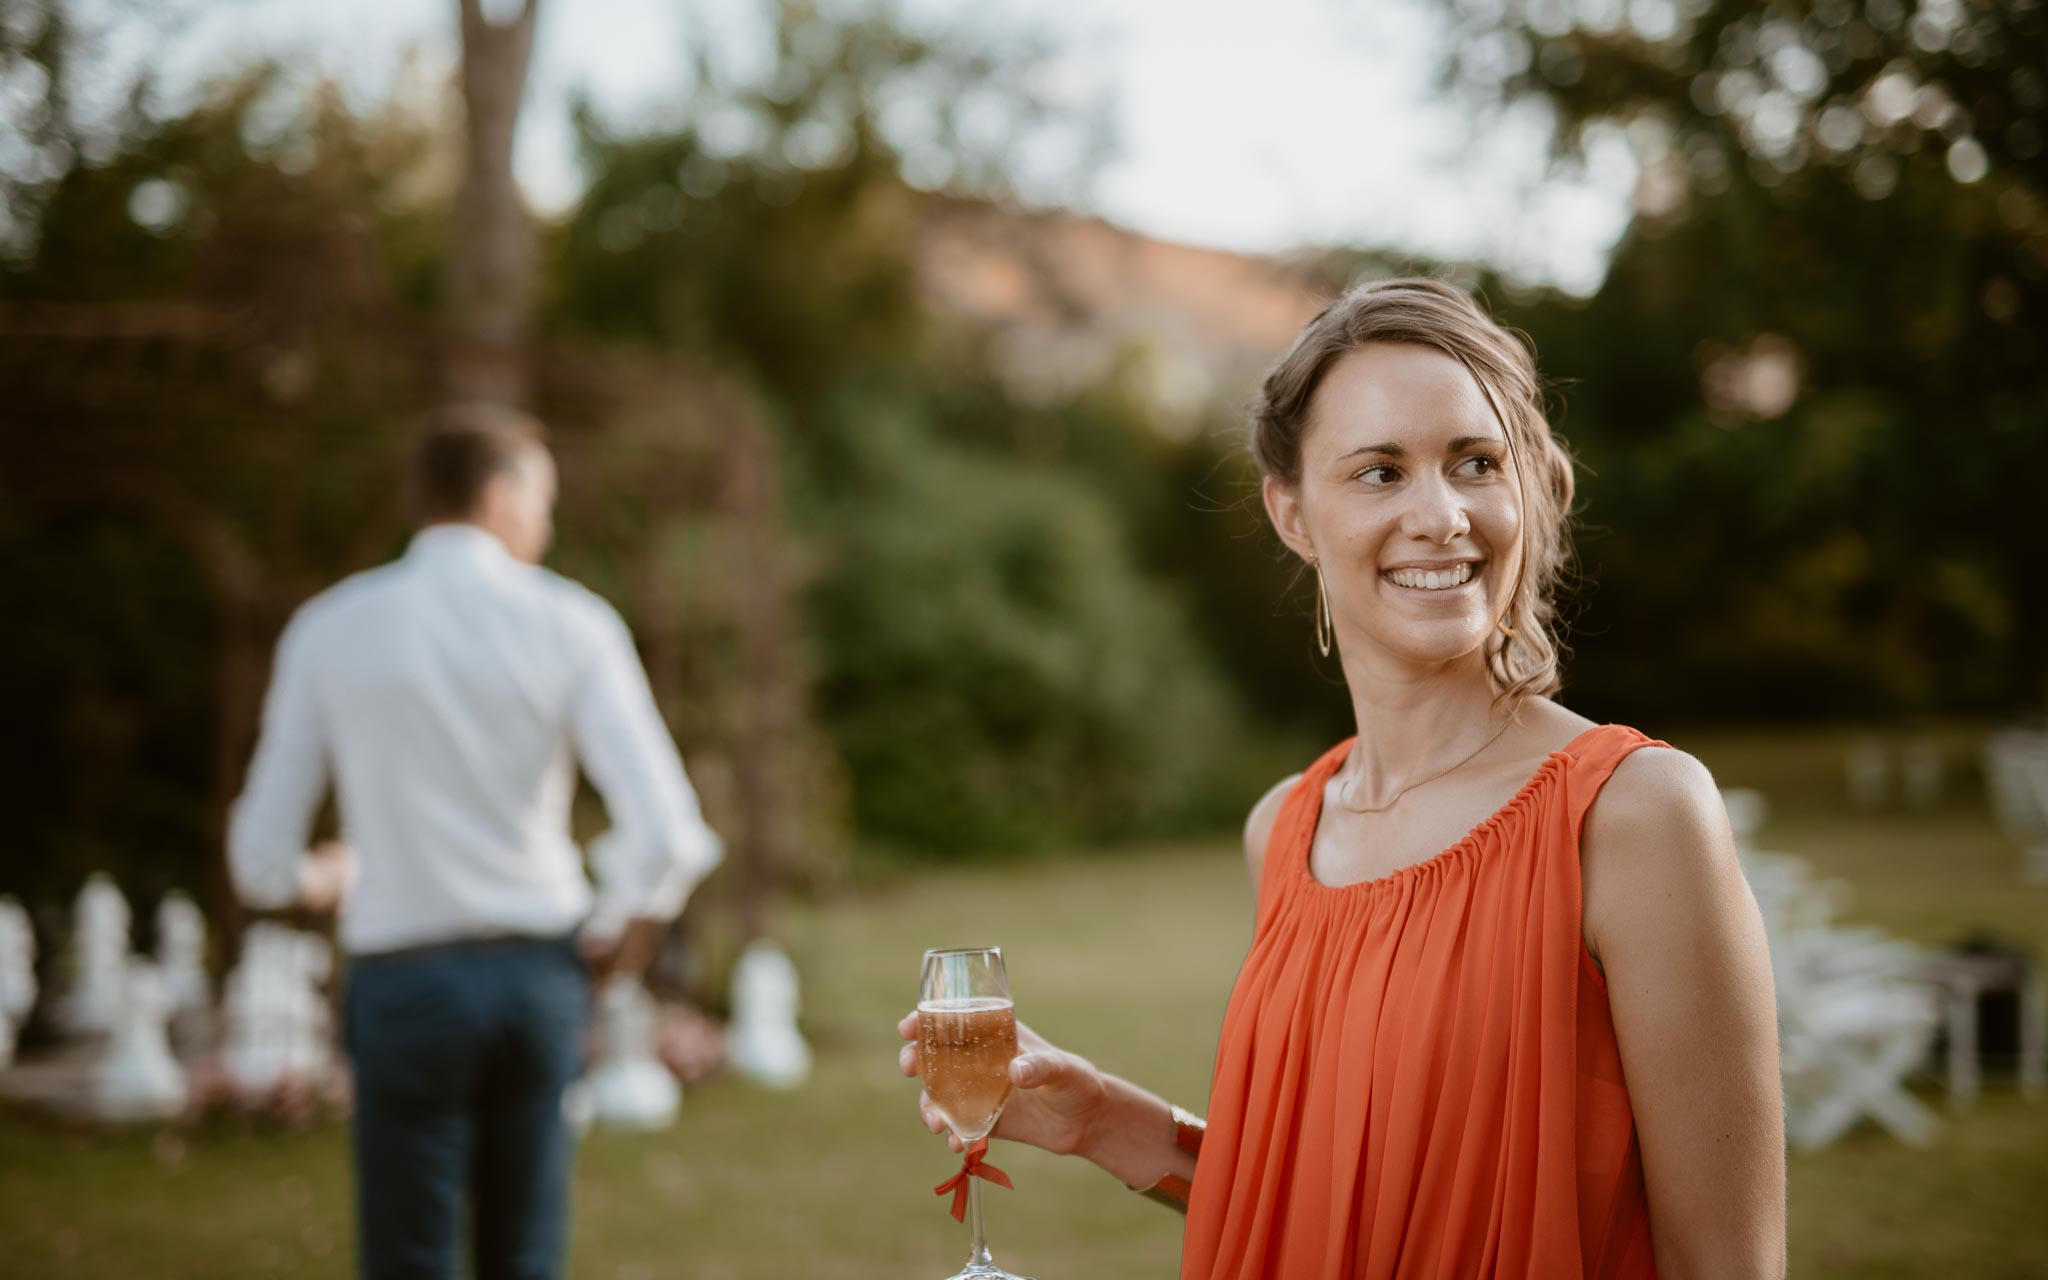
[344,935,589,1280]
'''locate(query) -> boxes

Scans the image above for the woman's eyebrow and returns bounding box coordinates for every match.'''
[1334,434,1504,464]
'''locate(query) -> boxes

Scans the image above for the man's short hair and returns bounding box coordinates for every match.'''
[411,402,550,523]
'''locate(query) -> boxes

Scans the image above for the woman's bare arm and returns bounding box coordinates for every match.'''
[892,778,1298,1194]
[1582,746,1786,1280]
[896,1013,1194,1189]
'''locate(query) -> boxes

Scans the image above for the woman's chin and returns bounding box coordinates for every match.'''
[1351,621,1494,669]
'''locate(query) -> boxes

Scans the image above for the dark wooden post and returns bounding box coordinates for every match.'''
[722,424,797,943]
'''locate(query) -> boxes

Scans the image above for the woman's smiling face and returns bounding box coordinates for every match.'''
[1265,341,1524,671]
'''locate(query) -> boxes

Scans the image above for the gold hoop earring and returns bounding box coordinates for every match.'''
[1311,555,1334,657]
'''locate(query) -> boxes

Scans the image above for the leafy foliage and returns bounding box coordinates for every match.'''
[543,2,1241,853]
[1450,0,2048,717]
[810,427,1233,851]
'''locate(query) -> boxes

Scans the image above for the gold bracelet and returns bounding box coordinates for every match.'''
[1137,1105,1205,1214]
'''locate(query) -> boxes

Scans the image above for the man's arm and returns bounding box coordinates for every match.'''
[569,602,723,972]
[228,611,335,911]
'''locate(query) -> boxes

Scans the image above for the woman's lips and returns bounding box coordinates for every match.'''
[1380,561,1483,594]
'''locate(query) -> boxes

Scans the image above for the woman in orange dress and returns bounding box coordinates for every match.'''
[899,278,1786,1278]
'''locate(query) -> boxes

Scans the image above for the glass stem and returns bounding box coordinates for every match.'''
[965,1166,994,1269]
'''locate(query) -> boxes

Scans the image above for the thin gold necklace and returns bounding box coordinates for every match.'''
[1336,715,1517,815]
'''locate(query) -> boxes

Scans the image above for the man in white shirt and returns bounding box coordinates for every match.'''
[229,403,721,1280]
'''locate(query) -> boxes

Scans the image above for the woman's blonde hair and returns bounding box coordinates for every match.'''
[1250,276,1575,705]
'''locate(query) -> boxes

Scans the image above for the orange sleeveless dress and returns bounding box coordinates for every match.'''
[1182,724,1663,1279]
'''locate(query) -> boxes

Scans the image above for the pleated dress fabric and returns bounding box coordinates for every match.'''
[1181,724,1663,1280]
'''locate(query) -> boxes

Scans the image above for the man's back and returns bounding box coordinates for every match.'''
[230,524,715,954]
[228,410,718,1280]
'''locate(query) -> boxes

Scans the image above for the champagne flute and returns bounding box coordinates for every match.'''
[919,946,1031,1280]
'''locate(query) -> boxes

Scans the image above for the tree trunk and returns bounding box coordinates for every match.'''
[443,0,541,408]
[724,426,797,943]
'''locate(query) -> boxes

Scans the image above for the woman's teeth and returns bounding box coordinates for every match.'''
[1384,564,1475,591]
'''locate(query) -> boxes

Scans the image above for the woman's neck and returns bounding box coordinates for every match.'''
[1336,649,1510,801]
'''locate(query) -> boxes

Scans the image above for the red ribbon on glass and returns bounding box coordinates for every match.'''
[933,1137,1013,1222]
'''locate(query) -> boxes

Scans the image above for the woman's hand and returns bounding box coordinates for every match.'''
[896,1010,1109,1158]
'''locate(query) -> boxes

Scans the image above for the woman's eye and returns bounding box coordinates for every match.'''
[1457,454,1500,477]
[1355,464,1400,487]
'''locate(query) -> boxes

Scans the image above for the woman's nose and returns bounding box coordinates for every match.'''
[1401,473,1472,544]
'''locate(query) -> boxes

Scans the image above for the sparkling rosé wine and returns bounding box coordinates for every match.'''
[917,997,1018,1141]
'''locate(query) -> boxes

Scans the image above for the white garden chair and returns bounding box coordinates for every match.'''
[1983,730,2048,884]
[1723,792,1942,1150]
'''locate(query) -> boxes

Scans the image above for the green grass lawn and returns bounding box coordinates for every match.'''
[2,726,2045,1277]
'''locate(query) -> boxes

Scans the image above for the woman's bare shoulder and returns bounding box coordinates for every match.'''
[1588,744,1723,837]
[1243,773,1302,893]
[1581,743,1741,956]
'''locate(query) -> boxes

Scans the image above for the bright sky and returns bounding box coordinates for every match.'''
[136,0,1637,294]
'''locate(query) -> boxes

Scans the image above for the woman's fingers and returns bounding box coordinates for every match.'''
[917,1092,964,1150]
[899,1011,922,1077]
[905,1011,963,1154]
[904,1009,998,1157]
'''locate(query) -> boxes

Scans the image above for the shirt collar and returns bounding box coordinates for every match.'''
[406,523,514,565]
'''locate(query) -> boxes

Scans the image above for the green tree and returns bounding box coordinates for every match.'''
[1447,0,2048,716]
[811,426,1231,852]
[545,1,1240,853]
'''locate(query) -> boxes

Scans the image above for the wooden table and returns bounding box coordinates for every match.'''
[1911,951,2046,1107]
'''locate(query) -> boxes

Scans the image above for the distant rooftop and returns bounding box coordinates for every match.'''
[915,195,1331,431]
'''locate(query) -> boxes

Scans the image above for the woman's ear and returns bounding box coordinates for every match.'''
[1263,475,1315,562]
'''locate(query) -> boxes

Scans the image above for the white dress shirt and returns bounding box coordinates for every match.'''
[229,524,722,955]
